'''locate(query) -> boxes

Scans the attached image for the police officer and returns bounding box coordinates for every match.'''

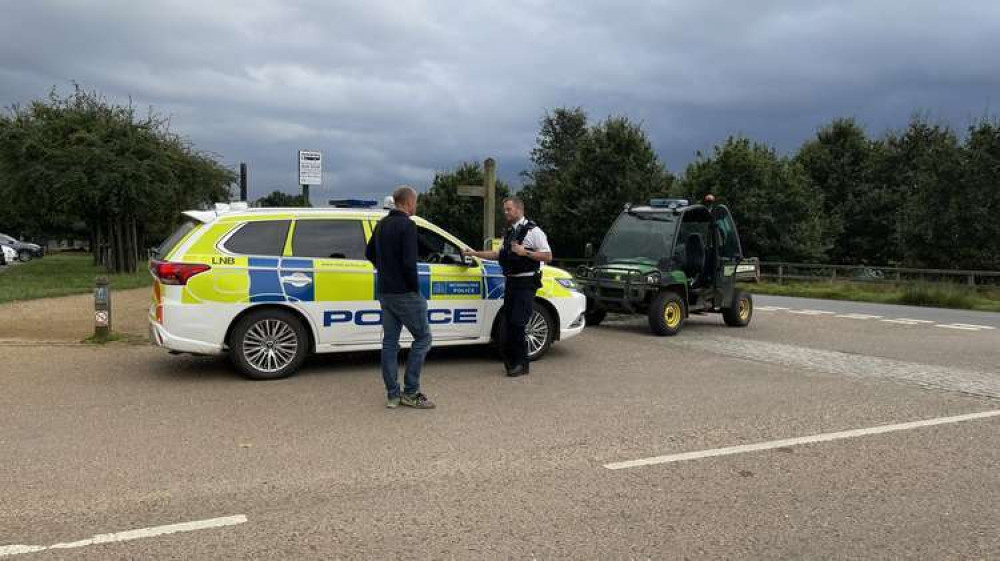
[464,197,552,377]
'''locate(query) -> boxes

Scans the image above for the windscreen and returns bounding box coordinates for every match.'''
[597,212,677,265]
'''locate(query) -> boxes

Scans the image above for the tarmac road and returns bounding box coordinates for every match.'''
[1,295,998,559]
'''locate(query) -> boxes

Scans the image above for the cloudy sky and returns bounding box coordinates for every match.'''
[2,0,998,204]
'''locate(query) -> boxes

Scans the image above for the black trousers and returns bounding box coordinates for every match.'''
[503,276,537,367]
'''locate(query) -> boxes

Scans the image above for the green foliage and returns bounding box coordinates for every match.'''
[0,86,234,273]
[675,137,829,262]
[795,119,882,264]
[418,162,511,248]
[886,117,964,268]
[897,282,980,309]
[0,253,151,304]
[521,108,673,256]
[255,190,310,208]
[751,280,1000,312]
[958,119,1000,270]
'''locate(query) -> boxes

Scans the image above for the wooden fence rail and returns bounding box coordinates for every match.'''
[551,259,1000,288]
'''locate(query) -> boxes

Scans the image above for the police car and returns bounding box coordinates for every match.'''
[149,202,586,379]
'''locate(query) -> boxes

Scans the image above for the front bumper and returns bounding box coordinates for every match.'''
[551,291,587,340]
[578,277,657,312]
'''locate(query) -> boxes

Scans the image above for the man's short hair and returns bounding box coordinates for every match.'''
[503,196,524,210]
[392,185,417,205]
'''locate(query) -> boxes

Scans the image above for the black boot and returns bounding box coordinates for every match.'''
[507,363,530,377]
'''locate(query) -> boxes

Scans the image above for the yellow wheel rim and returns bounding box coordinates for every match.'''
[738,298,750,321]
[664,302,681,328]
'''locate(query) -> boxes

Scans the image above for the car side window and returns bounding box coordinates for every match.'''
[291,220,367,259]
[416,227,462,265]
[223,220,290,256]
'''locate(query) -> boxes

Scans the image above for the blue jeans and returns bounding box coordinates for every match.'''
[378,292,433,398]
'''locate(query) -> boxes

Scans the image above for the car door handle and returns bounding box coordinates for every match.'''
[281,272,312,287]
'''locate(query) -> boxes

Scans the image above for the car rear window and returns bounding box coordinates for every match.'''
[154,220,200,260]
[291,220,367,259]
[223,220,290,256]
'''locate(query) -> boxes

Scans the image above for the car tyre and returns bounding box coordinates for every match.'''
[229,308,309,380]
[723,290,753,327]
[648,291,685,336]
[584,308,607,327]
[18,250,32,262]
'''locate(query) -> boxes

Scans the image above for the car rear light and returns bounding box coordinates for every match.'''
[150,260,211,285]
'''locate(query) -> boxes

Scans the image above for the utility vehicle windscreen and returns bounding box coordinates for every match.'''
[597,212,677,265]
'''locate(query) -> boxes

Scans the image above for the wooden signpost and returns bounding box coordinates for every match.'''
[457,158,497,248]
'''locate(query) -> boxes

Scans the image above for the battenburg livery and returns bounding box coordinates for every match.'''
[149,203,586,379]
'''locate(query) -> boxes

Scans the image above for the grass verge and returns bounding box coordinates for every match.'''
[0,253,151,305]
[748,280,1000,313]
[83,332,147,345]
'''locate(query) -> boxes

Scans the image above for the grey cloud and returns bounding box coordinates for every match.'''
[1,0,998,203]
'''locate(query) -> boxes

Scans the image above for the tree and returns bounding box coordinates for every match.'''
[675,137,830,262]
[521,108,673,256]
[879,117,963,268]
[418,161,510,248]
[255,190,310,208]
[795,119,881,264]
[0,86,233,272]
[519,107,589,220]
[957,118,1000,270]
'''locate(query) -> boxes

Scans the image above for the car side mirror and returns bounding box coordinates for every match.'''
[584,242,594,259]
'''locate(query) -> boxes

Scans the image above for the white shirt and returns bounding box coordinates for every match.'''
[507,217,551,277]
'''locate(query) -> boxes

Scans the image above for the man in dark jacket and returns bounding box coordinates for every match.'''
[365,186,435,409]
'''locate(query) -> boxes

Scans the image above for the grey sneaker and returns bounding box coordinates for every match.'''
[400,392,435,409]
[386,396,401,409]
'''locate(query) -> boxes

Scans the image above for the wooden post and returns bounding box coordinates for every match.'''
[302,184,310,207]
[778,265,784,285]
[968,273,976,287]
[484,158,497,244]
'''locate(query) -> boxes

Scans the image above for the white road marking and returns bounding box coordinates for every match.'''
[835,313,883,320]
[757,302,992,335]
[0,515,248,557]
[880,319,924,325]
[788,309,836,315]
[604,410,1000,470]
[936,324,988,331]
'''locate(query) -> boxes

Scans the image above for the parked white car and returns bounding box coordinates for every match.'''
[1,244,16,266]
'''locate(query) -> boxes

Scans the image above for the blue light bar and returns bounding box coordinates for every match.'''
[328,199,378,208]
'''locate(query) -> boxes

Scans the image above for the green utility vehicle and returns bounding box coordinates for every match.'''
[575,197,758,336]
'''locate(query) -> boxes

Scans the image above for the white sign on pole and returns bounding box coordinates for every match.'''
[457,184,485,197]
[298,150,322,185]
